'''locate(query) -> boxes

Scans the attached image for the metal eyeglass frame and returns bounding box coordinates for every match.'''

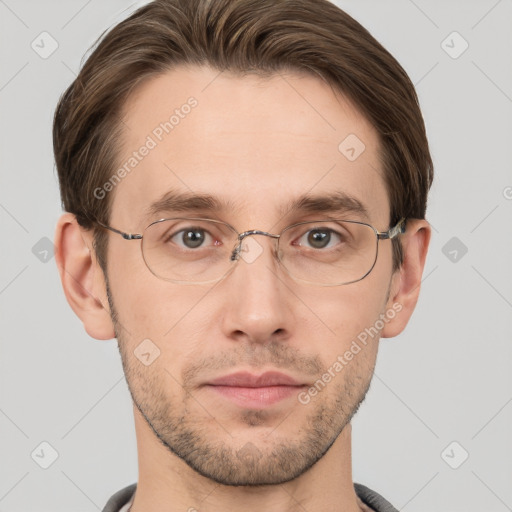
[93,216,406,286]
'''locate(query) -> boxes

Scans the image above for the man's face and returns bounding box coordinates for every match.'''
[105,66,397,485]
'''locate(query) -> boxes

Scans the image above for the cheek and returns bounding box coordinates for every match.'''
[297,264,391,373]
[107,244,187,326]
[108,262,217,367]
[304,278,387,337]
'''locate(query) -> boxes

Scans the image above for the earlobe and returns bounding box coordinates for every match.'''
[54,213,115,340]
[381,219,431,338]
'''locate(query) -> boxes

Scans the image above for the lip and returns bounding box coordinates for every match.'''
[207,371,302,387]
[204,371,306,408]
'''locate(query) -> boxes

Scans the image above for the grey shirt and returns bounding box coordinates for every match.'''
[102,482,399,512]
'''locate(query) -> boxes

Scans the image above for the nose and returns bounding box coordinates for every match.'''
[218,233,295,345]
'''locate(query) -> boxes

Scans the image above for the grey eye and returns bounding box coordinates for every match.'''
[180,228,206,248]
[170,227,214,249]
[307,229,331,248]
[296,228,343,250]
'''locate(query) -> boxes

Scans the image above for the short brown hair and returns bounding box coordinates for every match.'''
[53,0,433,271]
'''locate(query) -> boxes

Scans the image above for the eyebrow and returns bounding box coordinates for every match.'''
[143,188,370,225]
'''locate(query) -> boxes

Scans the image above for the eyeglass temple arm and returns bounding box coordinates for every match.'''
[377,217,406,240]
[95,221,142,240]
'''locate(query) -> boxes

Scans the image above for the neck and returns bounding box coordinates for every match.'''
[129,405,364,512]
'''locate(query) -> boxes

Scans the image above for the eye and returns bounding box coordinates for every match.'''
[169,226,219,250]
[294,227,345,250]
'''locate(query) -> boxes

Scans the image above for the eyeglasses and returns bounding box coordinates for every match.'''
[95,217,406,286]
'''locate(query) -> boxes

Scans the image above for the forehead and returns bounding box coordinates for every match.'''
[112,65,389,230]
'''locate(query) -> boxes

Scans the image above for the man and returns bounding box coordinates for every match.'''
[53,0,432,510]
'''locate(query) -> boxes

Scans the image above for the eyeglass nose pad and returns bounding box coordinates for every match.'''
[230,242,241,261]
[230,231,278,265]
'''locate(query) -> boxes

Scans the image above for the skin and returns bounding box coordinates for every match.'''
[55,65,430,512]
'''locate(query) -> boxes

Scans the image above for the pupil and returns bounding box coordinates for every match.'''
[308,229,330,248]
[183,229,204,248]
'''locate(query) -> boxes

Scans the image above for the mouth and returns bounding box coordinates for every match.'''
[203,371,307,408]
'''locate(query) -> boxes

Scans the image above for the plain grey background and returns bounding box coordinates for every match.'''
[1,1,511,511]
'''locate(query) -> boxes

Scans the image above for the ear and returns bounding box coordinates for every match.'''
[54,213,115,340]
[381,219,431,338]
